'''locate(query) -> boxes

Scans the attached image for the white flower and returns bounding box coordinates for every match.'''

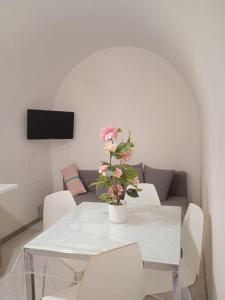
[104,141,117,154]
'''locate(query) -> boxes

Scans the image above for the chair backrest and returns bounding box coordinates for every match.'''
[125,183,161,208]
[181,203,204,286]
[43,191,76,230]
[77,243,144,300]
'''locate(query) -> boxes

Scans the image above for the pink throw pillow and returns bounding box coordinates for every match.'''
[60,163,86,196]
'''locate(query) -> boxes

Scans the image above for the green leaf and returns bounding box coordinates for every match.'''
[108,165,116,171]
[89,181,100,187]
[121,168,138,181]
[89,174,110,189]
[126,188,139,198]
[116,142,130,153]
[108,200,120,205]
[98,193,112,202]
[101,161,110,165]
[100,193,110,198]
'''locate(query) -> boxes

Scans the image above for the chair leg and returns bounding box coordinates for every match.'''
[74,270,85,284]
[59,259,84,284]
[41,264,47,297]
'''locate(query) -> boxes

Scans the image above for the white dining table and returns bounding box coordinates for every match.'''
[23,202,182,300]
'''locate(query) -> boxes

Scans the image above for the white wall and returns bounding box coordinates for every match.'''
[149,3,225,299]
[0,101,53,238]
[0,49,55,237]
[51,48,200,204]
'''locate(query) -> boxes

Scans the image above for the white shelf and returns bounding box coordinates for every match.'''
[0,184,18,194]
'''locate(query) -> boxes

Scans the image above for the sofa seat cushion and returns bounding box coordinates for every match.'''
[161,196,188,217]
[75,192,100,205]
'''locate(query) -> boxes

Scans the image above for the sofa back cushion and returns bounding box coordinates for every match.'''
[168,171,187,197]
[144,165,175,202]
[78,170,99,192]
[132,163,144,183]
[62,165,186,199]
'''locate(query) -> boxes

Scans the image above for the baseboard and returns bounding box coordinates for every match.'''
[1,217,42,244]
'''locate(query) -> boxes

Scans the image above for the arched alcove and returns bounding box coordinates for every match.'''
[51,47,200,205]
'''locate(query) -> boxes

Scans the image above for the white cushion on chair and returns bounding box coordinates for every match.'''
[42,284,79,300]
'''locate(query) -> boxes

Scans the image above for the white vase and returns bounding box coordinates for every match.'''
[108,202,127,223]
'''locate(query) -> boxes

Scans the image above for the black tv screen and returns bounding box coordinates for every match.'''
[27,109,74,139]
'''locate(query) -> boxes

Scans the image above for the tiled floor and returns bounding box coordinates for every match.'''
[0,222,207,300]
[0,222,42,277]
[0,222,43,299]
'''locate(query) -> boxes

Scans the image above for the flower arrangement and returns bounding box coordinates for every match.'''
[91,126,141,205]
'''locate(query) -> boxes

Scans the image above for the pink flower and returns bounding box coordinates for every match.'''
[114,168,122,178]
[121,149,133,163]
[108,186,114,197]
[98,164,108,176]
[100,126,118,141]
[107,184,124,197]
[116,184,124,195]
[131,176,139,186]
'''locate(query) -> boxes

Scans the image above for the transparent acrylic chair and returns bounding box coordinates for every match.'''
[43,191,87,294]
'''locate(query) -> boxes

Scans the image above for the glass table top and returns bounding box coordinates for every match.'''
[25,202,181,266]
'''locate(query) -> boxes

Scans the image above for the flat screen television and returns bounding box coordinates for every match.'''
[27,109,74,139]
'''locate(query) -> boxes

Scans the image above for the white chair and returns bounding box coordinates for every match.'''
[144,203,204,299]
[42,243,144,300]
[125,183,161,208]
[43,191,87,286]
[43,191,77,230]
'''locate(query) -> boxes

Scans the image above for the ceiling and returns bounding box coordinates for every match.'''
[0,0,224,114]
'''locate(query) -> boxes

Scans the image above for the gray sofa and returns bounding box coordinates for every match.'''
[63,165,188,214]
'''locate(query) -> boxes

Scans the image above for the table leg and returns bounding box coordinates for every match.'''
[172,265,182,300]
[24,249,35,300]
